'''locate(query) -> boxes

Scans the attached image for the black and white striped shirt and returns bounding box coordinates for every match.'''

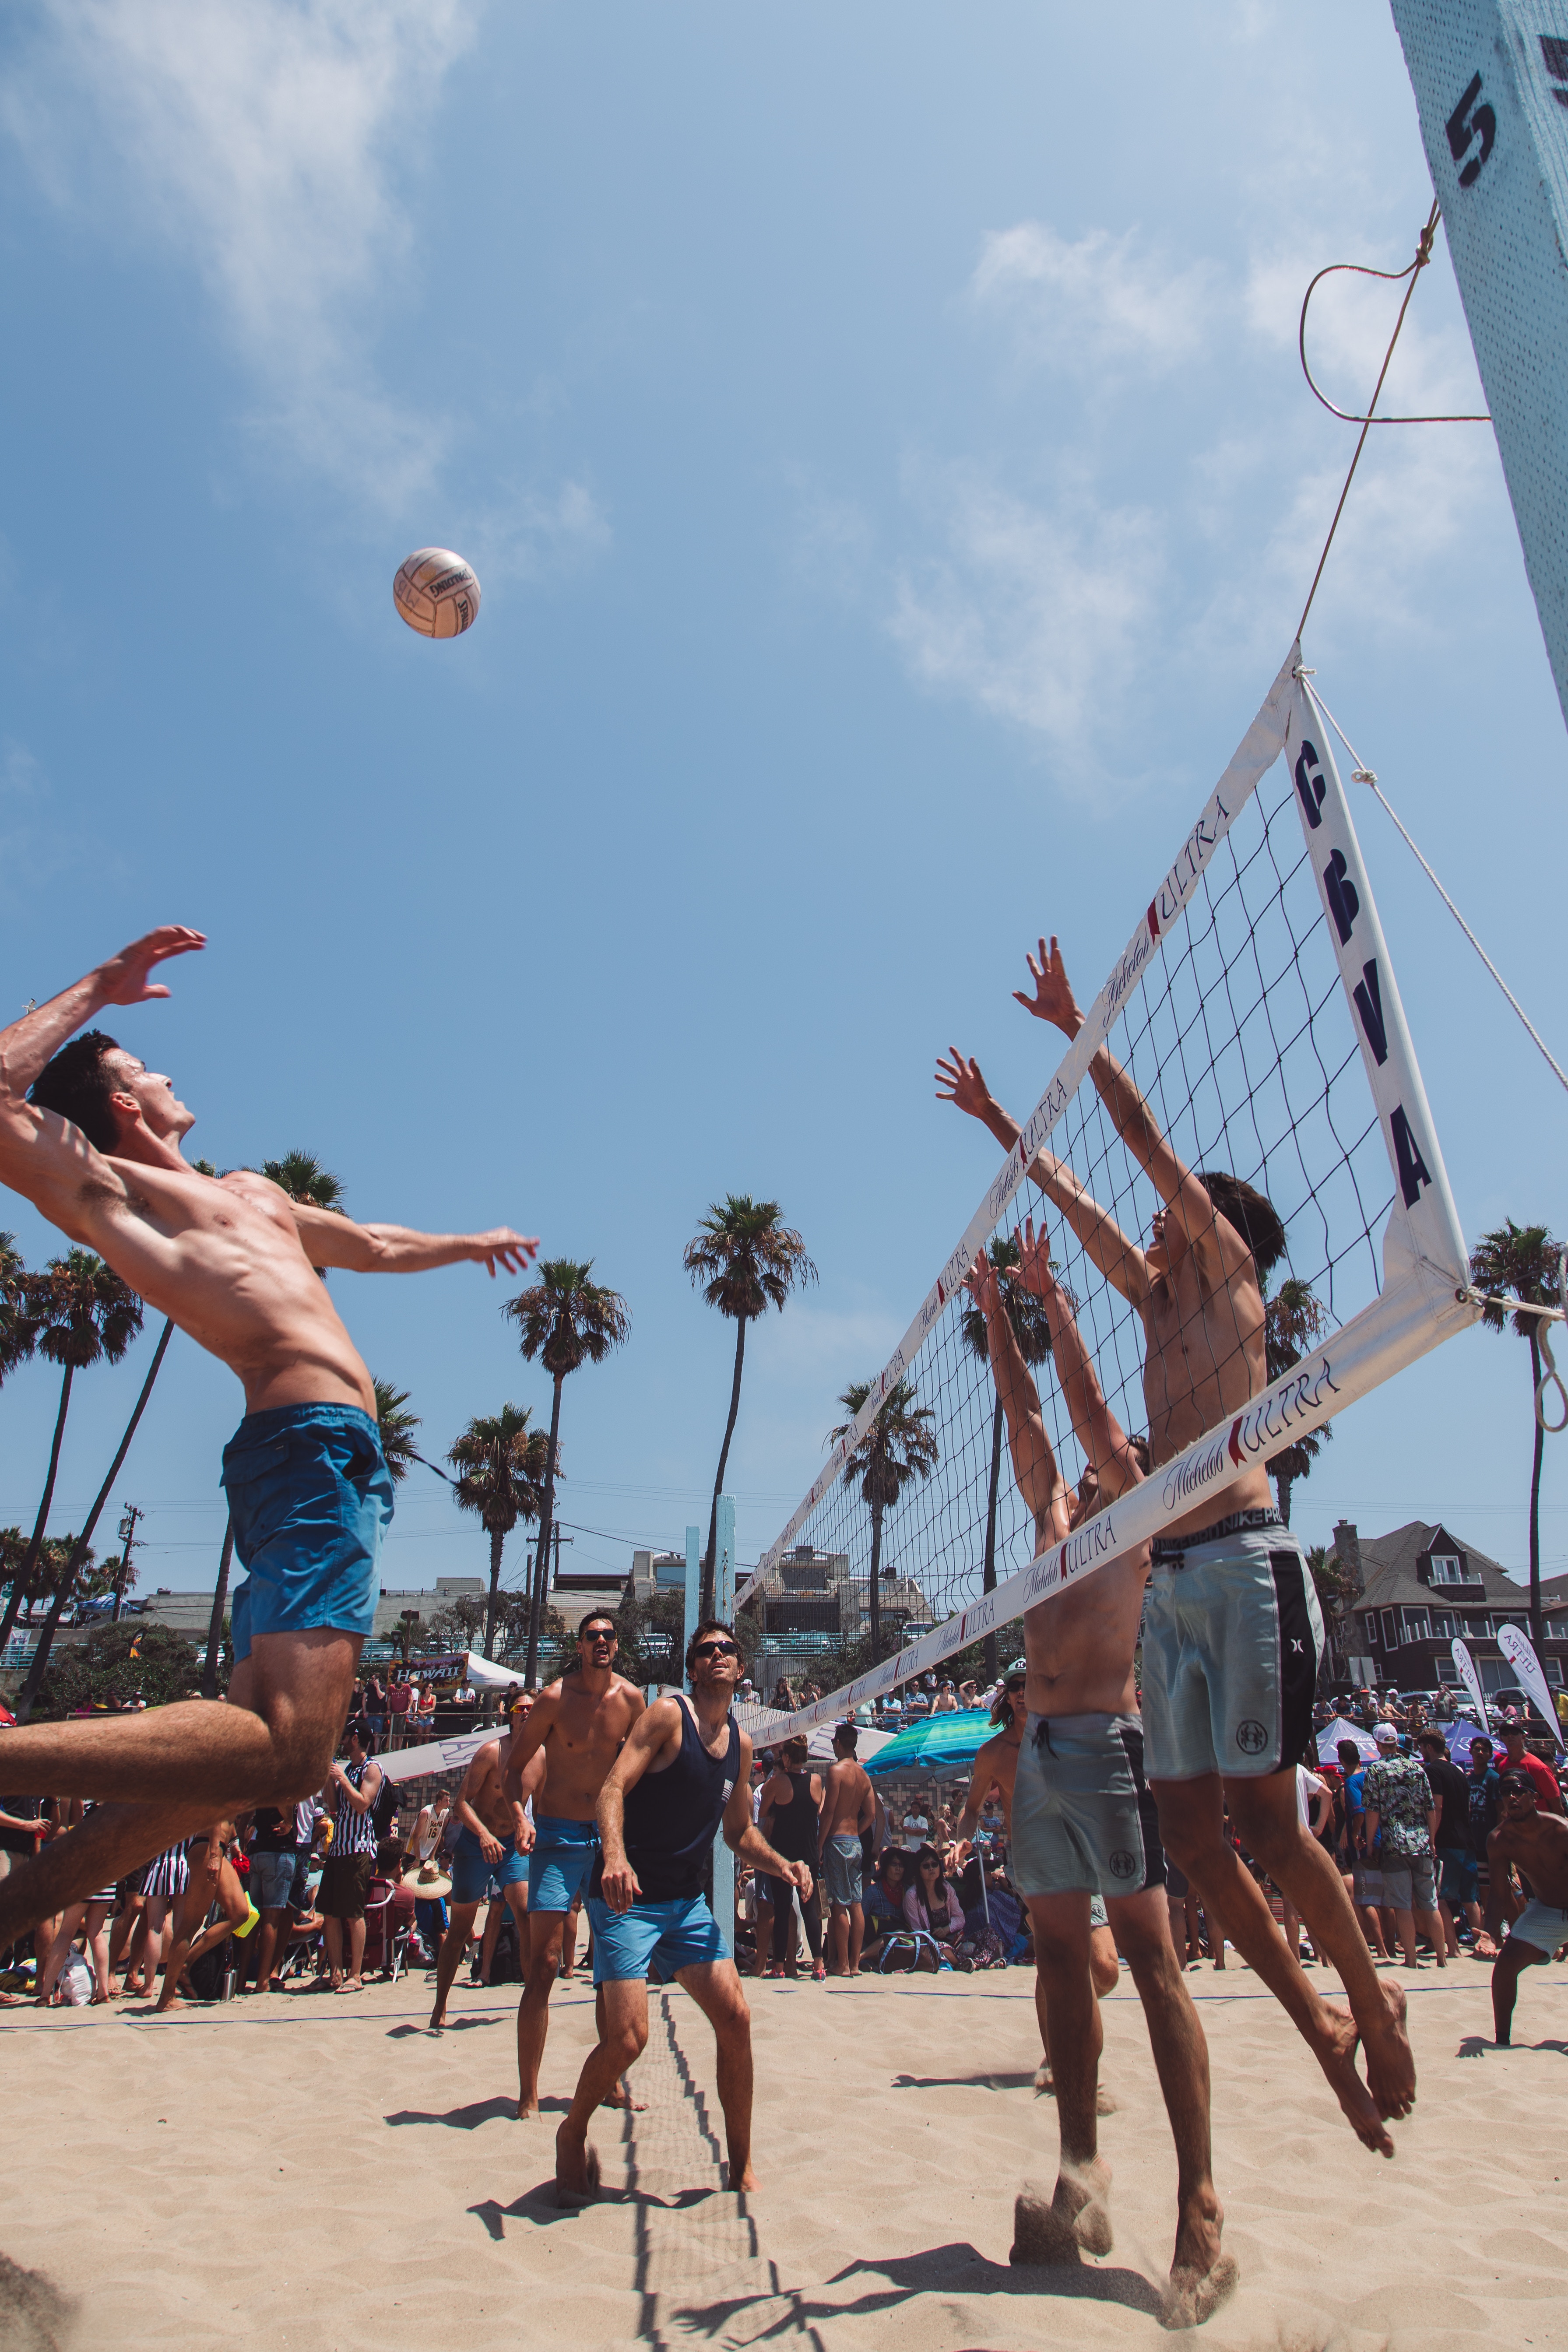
[334,1757,380,1856]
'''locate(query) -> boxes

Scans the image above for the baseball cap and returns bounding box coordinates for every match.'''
[1373,1723,1399,1744]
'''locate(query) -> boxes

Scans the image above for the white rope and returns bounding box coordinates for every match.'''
[1306,688,1568,1100]
[1540,1247,1568,1433]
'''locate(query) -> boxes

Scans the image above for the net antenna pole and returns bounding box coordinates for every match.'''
[682,1522,701,1694]
[711,1495,736,1941]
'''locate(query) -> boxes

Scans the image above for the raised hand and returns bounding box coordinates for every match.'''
[1011,1214,1060,1303]
[935,1048,996,1125]
[97,927,207,1006]
[1013,936,1082,1036]
[965,1249,1000,1318]
[469,1229,539,1277]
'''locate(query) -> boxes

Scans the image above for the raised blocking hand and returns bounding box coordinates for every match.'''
[98,927,207,1005]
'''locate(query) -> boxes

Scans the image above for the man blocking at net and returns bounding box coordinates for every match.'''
[0,928,537,1942]
[937,935,1414,2155]
[967,1238,1234,2326]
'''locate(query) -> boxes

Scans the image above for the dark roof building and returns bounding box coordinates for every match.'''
[1332,1518,1566,1698]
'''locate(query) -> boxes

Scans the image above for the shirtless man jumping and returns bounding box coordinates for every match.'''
[938,934,1414,2157]
[1485,1770,1568,2046]
[817,1723,875,1976]
[954,1664,1121,2093]
[0,929,535,1939]
[429,1718,543,2030]
[965,1237,1231,2325]
[505,1612,645,2117]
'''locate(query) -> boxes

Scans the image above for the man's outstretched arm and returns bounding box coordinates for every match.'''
[0,928,205,1222]
[967,1252,1070,1544]
[1013,1217,1144,1501]
[937,1048,1148,1307]
[1014,937,1234,1290]
[286,1196,537,1279]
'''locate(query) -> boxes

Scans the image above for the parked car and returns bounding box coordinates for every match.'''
[1490,1684,1555,1728]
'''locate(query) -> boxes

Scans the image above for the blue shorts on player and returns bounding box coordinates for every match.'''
[588,1893,729,1984]
[527,1815,600,1912]
[450,1827,528,1907]
[1140,1512,1323,1781]
[223,1404,393,1665]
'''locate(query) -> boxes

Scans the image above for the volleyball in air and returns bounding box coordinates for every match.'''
[392,547,481,639]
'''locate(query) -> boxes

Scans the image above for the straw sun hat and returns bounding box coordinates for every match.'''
[411,1859,453,1900]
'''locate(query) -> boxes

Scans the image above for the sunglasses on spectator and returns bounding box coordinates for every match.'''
[693,1638,740,1659]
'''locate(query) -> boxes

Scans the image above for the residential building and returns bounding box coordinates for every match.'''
[1332,1519,1567,1694]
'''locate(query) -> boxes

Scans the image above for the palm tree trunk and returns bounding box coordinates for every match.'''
[1276,1470,1294,1529]
[201,1520,236,1701]
[485,1524,505,1661]
[0,1364,75,1656]
[1529,1328,1546,1654]
[703,1315,749,1621]
[18,1320,176,1720]
[981,1396,1004,1687]
[526,1376,566,1687]
[868,1500,883,1660]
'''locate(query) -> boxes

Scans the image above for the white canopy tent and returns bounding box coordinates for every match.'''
[1315,1717,1379,1764]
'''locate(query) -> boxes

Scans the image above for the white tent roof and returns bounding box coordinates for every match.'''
[461,1650,527,1691]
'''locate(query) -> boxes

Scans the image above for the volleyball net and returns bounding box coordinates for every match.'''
[738,647,1478,1738]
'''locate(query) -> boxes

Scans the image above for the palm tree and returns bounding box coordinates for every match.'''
[449,1404,550,1661]
[505,1259,631,1683]
[960,1238,1056,1683]
[684,1197,816,1616]
[1262,1275,1333,1529]
[0,1252,142,1659]
[0,1233,38,1390]
[830,1375,940,1660]
[372,1378,421,1483]
[1470,1219,1563,1653]
[262,1151,345,1211]
[17,1302,179,1719]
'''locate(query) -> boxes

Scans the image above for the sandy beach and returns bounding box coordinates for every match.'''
[4,1955,1567,2352]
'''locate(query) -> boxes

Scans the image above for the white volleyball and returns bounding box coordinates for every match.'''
[393,547,481,639]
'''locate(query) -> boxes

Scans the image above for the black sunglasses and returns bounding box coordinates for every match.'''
[581,1627,616,1644]
[693,1638,740,1659]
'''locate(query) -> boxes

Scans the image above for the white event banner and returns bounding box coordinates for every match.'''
[1497,1621,1564,1737]
[742,663,1478,1739]
[1451,1636,1491,1727]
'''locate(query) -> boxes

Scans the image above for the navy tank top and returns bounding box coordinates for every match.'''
[604,1695,740,1902]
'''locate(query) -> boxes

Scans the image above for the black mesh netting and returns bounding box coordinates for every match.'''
[749,754,1394,1677]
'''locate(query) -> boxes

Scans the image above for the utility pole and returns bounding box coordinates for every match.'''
[112,1504,143,1624]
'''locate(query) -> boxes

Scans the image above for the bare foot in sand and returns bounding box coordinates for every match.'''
[600,2078,647,2113]
[555,2126,601,2206]
[1160,2194,1238,2329]
[1317,2000,1394,2156]
[1010,2159,1113,2264]
[727,2160,760,2192]
[429,2002,448,2031]
[1033,2061,1116,2115]
[1357,1978,1414,2120]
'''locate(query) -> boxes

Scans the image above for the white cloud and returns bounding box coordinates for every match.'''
[5,0,482,504]
[887,465,1163,773]
[465,479,613,588]
[972,222,1215,376]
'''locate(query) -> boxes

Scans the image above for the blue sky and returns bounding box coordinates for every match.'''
[1,0,1564,1610]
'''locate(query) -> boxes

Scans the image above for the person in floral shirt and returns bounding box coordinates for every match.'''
[1363,1726,1441,1969]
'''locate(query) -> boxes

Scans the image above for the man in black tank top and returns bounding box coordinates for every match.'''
[553,1618,811,2205]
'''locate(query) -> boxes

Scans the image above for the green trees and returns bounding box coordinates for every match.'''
[1470,1219,1563,1653]
[960,1236,1055,1683]
[1263,1275,1332,1528]
[372,1378,422,1484]
[830,1376,939,1662]
[449,1404,550,1661]
[505,1259,630,1686]
[0,1233,36,1389]
[684,1197,816,1616]
[0,1251,142,1661]
[32,1620,201,1719]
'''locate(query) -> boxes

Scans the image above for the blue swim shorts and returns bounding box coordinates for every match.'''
[451,1827,528,1907]
[587,1892,729,1985]
[224,1404,393,1664]
[528,1814,600,1912]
